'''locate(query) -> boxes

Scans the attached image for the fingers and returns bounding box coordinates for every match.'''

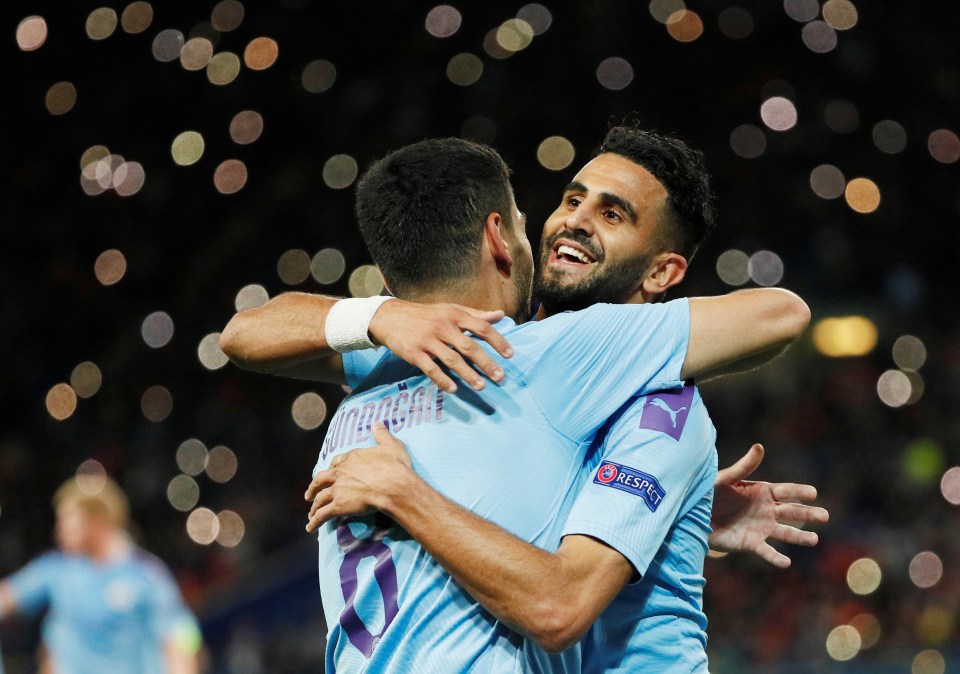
[772,523,819,547]
[412,353,459,394]
[775,502,830,525]
[717,443,764,484]
[459,315,513,359]
[458,306,506,325]
[770,482,818,502]
[306,502,336,533]
[433,341,489,391]
[756,542,793,569]
[371,422,397,446]
[305,469,335,501]
[309,487,333,519]
[451,331,506,384]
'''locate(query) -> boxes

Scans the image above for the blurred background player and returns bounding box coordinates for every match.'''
[0,476,201,674]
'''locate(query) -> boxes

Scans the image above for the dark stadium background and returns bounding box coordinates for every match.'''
[2,1,959,671]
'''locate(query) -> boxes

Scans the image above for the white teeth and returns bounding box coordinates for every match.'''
[557,244,594,264]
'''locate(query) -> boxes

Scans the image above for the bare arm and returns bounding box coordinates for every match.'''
[0,581,17,618]
[220,292,514,392]
[163,638,199,674]
[306,425,632,652]
[682,288,810,380]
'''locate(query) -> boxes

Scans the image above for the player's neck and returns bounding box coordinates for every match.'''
[538,289,649,320]
[88,529,130,564]
[409,275,513,319]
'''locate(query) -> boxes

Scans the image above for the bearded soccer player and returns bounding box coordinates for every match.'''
[0,476,201,674]
[220,136,812,672]
[303,128,826,673]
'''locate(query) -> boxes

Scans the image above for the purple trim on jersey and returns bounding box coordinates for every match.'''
[638,385,694,441]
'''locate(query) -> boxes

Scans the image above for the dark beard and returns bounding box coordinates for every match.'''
[535,249,653,313]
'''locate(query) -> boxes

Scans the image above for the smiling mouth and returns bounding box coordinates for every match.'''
[553,242,598,266]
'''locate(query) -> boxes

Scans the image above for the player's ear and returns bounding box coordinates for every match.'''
[376,266,395,296]
[484,212,514,277]
[642,252,687,297]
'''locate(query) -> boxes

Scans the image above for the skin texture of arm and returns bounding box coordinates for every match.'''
[0,582,16,618]
[306,427,827,652]
[682,288,811,381]
[163,639,199,674]
[219,292,513,392]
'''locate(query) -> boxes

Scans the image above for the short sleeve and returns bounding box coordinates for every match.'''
[518,299,690,441]
[143,564,200,651]
[342,348,388,389]
[561,387,715,576]
[5,552,58,616]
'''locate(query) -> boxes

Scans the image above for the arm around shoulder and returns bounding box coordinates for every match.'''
[681,288,810,380]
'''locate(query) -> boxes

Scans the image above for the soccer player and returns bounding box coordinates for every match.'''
[305,128,827,672]
[220,137,811,672]
[0,476,201,674]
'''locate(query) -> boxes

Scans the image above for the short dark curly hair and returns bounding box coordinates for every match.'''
[599,126,717,261]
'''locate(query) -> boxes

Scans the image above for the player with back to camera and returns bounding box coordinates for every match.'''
[220,135,817,672]
[0,476,201,674]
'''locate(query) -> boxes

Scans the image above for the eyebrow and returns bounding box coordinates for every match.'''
[563,181,638,224]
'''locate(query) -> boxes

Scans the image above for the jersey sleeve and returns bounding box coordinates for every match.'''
[4,552,58,616]
[561,387,715,577]
[519,299,690,441]
[342,348,389,389]
[143,564,201,652]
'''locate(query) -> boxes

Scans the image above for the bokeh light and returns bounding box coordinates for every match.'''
[812,316,877,357]
[873,120,907,154]
[70,362,102,399]
[760,97,798,131]
[311,248,347,285]
[348,265,385,297]
[292,392,327,430]
[207,52,241,85]
[913,650,946,674]
[892,335,926,370]
[46,383,77,421]
[666,10,704,42]
[425,5,462,38]
[206,446,238,483]
[180,37,213,70]
[235,284,269,312]
[141,385,173,422]
[171,131,205,166]
[877,370,912,407]
[302,59,337,93]
[214,160,248,194]
[825,99,859,133]
[244,37,278,70]
[186,508,219,545]
[823,0,858,30]
[177,438,209,476]
[142,311,174,348]
[844,177,880,214]
[716,250,750,286]
[46,82,77,116]
[278,249,311,285]
[650,0,685,24]
[940,467,960,505]
[94,249,127,285]
[113,162,146,197]
[496,19,534,53]
[198,333,230,370]
[783,0,818,22]
[76,460,107,496]
[322,155,358,189]
[447,53,483,86]
[810,164,845,199]
[916,607,954,645]
[903,438,945,485]
[596,57,634,90]
[167,475,200,512]
[121,2,154,34]
[849,613,881,649]
[229,111,263,144]
[17,16,48,51]
[211,0,244,32]
[927,129,960,164]
[152,29,185,62]
[802,21,837,53]
[86,8,118,40]
[536,136,575,171]
[826,625,861,661]
[729,124,766,158]
[216,510,245,547]
[718,7,754,39]
[517,4,552,34]
[483,29,513,60]
[747,250,784,286]
[909,551,943,589]
[846,557,882,595]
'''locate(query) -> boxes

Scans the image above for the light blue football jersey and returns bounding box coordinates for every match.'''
[6,546,199,674]
[563,384,718,674]
[315,300,692,673]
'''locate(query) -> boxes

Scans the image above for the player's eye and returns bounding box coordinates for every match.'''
[603,209,621,221]
[566,196,581,207]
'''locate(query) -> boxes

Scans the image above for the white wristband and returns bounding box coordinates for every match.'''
[325,296,396,352]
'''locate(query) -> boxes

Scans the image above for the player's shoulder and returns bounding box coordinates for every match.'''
[126,547,177,585]
[608,383,711,443]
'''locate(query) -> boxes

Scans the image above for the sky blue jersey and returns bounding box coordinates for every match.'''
[563,384,718,674]
[316,300,691,674]
[5,545,198,674]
